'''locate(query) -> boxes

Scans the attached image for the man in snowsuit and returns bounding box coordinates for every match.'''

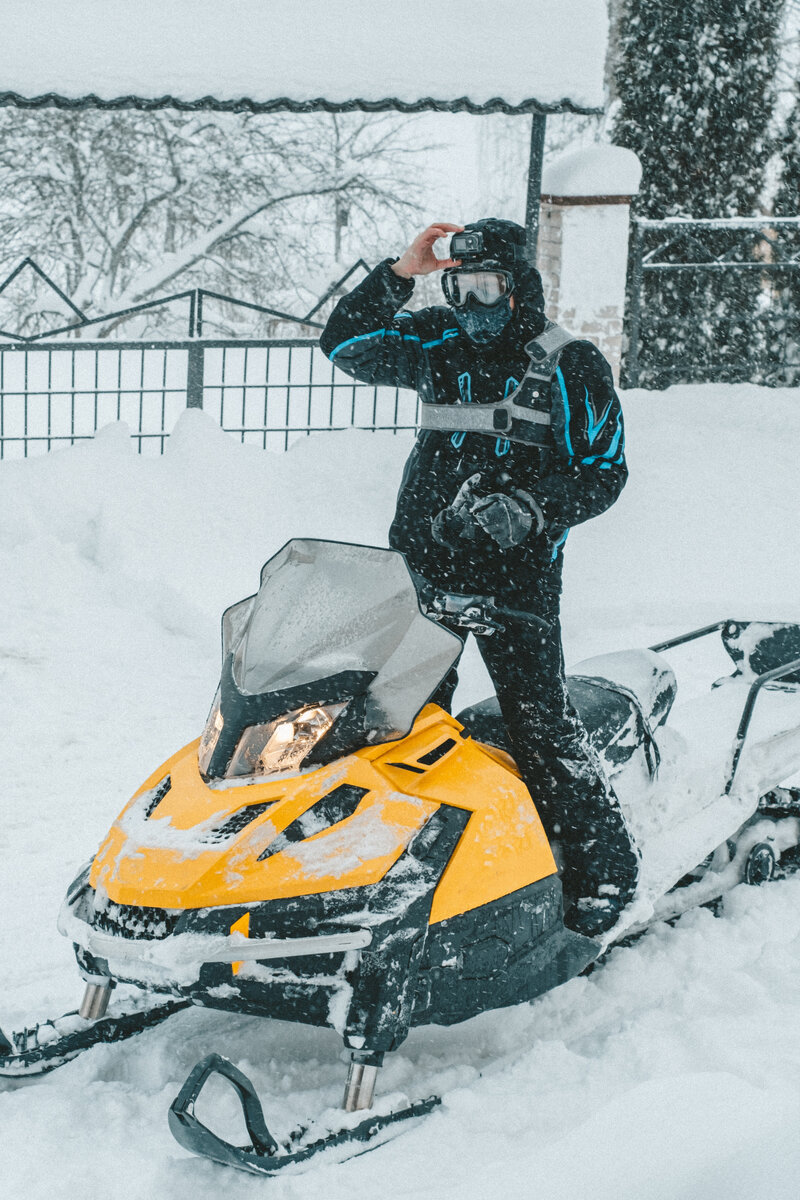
[320,218,639,938]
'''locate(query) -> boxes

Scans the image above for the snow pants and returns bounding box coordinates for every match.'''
[433,588,640,938]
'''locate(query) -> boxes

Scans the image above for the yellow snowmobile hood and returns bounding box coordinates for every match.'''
[89,706,557,925]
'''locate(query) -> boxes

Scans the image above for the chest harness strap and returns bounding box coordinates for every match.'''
[418,322,575,448]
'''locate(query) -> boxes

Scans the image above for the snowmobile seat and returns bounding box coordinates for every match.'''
[456,649,677,780]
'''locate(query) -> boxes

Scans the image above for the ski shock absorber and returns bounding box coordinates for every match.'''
[79,980,114,1021]
[342,1049,384,1112]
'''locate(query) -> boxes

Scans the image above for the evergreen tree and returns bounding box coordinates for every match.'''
[775,88,800,217]
[612,0,785,385]
[773,88,800,382]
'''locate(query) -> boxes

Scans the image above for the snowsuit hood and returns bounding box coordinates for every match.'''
[447,218,547,346]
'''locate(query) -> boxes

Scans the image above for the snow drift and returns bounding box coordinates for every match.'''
[1,382,800,1198]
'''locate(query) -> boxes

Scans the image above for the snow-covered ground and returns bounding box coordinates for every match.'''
[2,383,800,1198]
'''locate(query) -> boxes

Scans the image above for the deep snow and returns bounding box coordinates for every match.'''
[2,384,800,1198]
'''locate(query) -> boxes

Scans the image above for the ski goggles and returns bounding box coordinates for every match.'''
[441,269,513,308]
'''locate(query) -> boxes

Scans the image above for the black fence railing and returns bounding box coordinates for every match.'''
[624,215,800,389]
[0,339,419,458]
[0,256,425,457]
[0,255,372,342]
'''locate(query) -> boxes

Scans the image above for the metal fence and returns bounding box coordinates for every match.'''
[624,215,800,389]
[0,339,419,458]
[5,219,799,456]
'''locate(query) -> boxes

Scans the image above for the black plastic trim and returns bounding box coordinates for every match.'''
[205,800,276,843]
[143,776,171,818]
[418,738,457,766]
[257,785,369,861]
[412,877,598,1027]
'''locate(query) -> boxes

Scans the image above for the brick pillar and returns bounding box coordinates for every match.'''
[536,146,642,383]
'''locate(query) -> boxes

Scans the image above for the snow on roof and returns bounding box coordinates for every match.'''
[542,145,642,197]
[0,0,608,114]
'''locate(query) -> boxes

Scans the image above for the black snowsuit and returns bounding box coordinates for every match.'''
[320,259,639,934]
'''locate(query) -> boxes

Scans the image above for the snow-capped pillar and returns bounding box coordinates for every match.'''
[537,146,642,383]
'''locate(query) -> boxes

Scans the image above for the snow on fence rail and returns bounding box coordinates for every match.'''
[0,339,419,458]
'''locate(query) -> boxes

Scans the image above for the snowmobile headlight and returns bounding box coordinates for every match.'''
[226,702,348,779]
[198,691,224,777]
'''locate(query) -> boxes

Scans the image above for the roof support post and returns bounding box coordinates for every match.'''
[524,113,547,264]
[186,342,204,409]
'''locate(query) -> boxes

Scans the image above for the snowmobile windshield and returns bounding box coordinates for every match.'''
[219,539,462,749]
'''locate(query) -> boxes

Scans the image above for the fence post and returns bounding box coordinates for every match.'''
[626,218,644,388]
[186,342,204,409]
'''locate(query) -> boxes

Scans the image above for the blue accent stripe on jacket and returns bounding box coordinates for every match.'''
[581,414,624,465]
[423,329,460,350]
[451,371,472,449]
[584,386,614,445]
[328,328,420,360]
[555,366,575,458]
[551,529,569,561]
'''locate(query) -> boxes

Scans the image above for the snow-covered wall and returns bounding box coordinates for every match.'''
[542,145,643,197]
[0,0,608,111]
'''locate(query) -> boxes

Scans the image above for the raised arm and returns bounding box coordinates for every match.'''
[319,223,463,390]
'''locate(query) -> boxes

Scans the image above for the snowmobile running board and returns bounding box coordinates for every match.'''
[169,1053,441,1177]
[0,996,190,1076]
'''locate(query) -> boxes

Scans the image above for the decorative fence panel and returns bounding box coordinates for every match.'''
[0,343,188,455]
[0,339,419,459]
[202,341,419,453]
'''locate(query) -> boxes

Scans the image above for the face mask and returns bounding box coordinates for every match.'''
[452,295,514,343]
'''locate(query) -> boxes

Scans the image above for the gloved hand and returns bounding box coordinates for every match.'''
[471,490,545,550]
[431,504,474,549]
[431,472,482,550]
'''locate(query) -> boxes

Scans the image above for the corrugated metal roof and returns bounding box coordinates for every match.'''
[0,0,607,115]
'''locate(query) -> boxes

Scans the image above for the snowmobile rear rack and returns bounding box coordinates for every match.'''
[649,620,734,652]
[168,1053,441,1178]
[726,655,800,794]
[648,620,800,796]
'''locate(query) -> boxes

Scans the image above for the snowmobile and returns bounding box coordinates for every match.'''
[3,538,800,1180]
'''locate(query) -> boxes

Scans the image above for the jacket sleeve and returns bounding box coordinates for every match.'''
[319,259,423,390]
[530,341,628,529]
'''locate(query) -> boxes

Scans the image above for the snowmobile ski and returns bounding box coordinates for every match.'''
[169,1053,441,1177]
[0,995,190,1077]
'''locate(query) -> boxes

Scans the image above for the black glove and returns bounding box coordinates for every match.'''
[431,472,482,550]
[471,491,545,550]
[431,505,474,550]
